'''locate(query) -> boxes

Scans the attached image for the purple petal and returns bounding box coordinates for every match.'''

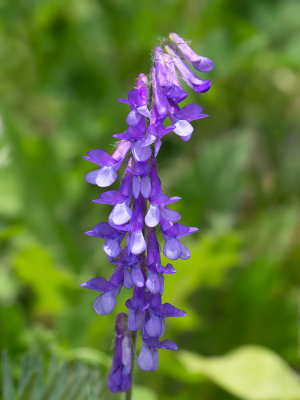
[160,218,173,233]
[123,270,133,290]
[146,270,162,294]
[129,231,147,255]
[114,126,145,141]
[103,239,121,258]
[164,223,198,238]
[129,196,145,232]
[180,134,192,142]
[136,73,148,106]
[80,277,115,292]
[110,268,124,286]
[155,47,169,83]
[109,202,132,225]
[142,134,157,147]
[126,110,142,126]
[159,51,188,102]
[151,67,169,118]
[126,160,151,176]
[173,119,194,137]
[160,207,181,222]
[179,242,191,260]
[140,176,151,198]
[164,263,177,274]
[155,46,187,102]
[112,140,132,161]
[154,263,177,275]
[145,204,160,227]
[132,141,152,162]
[94,292,117,315]
[166,45,212,93]
[128,309,145,331]
[174,104,203,122]
[107,370,122,393]
[160,339,178,350]
[107,369,131,393]
[150,192,170,206]
[132,176,141,199]
[131,264,145,288]
[137,342,158,371]
[165,196,181,205]
[144,337,178,350]
[118,97,129,104]
[83,149,119,167]
[137,105,151,118]
[121,336,132,367]
[145,315,164,337]
[93,190,127,205]
[169,33,214,72]
[85,169,101,185]
[127,88,139,108]
[162,83,188,103]
[119,174,133,197]
[154,139,162,157]
[152,303,187,318]
[147,228,161,265]
[150,293,163,308]
[85,222,120,239]
[126,290,149,312]
[95,166,118,187]
[163,237,182,260]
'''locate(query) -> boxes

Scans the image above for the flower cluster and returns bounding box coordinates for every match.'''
[81,33,213,393]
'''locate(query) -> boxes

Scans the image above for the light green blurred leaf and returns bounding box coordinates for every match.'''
[13,246,74,314]
[0,266,19,302]
[178,345,300,400]
[246,206,299,263]
[2,351,15,400]
[133,385,158,400]
[161,230,241,331]
[53,346,111,368]
[163,231,241,300]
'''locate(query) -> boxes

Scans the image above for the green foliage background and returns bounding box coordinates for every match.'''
[1,0,300,399]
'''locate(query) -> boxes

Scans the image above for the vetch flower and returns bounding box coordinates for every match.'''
[107,313,133,392]
[81,33,213,394]
[169,32,214,72]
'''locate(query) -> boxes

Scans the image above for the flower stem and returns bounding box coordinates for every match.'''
[125,331,137,400]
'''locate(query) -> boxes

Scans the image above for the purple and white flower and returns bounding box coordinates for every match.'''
[82,33,213,393]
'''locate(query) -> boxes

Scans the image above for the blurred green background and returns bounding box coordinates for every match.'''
[1,0,300,399]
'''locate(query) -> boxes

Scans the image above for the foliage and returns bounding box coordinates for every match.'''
[178,346,300,400]
[1,351,116,400]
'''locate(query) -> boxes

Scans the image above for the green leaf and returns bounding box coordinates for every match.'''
[133,385,158,400]
[53,346,111,368]
[2,351,15,400]
[13,246,74,314]
[178,345,300,400]
[18,371,38,400]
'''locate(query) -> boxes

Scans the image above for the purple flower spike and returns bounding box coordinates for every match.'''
[82,33,212,394]
[169,32,214,72]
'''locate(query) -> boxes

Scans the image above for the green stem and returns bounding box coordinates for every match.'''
[125,331,137,400]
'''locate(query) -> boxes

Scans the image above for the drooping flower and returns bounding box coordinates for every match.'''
[107,313,133,393]
[81,33,213,393]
